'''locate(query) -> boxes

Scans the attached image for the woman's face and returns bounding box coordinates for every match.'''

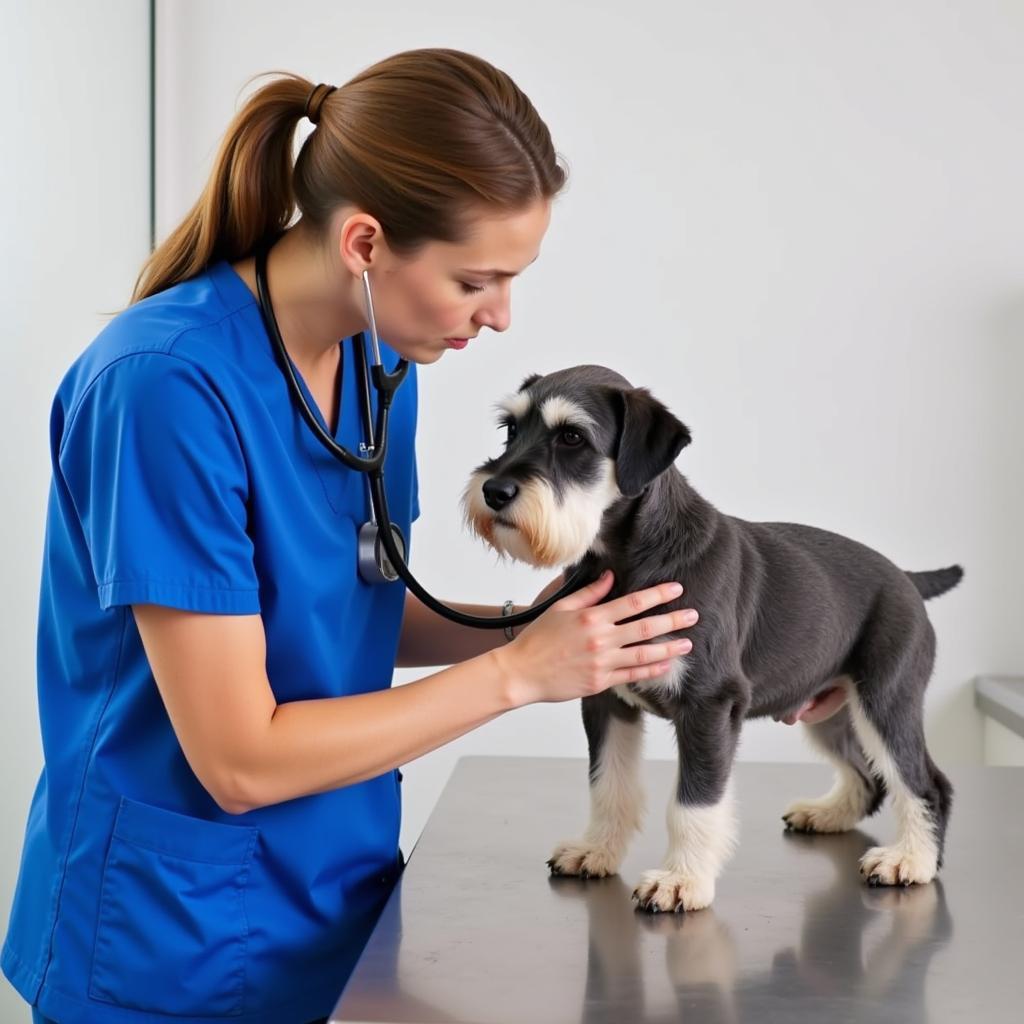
[357,198,552,364]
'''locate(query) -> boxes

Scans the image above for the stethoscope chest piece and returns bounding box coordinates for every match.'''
[357,520,407,585]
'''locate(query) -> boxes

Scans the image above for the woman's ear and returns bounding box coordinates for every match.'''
[611,387,691,498]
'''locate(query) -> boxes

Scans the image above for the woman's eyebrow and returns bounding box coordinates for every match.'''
[459,254,540,277]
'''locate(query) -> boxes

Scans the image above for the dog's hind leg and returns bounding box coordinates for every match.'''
[548,692,645,878]
[782,698,887,834]
[847,623,953,886]
[633,682,748,912]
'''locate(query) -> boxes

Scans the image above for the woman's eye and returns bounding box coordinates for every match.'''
[560,428,583,447]
[460,281,486,294]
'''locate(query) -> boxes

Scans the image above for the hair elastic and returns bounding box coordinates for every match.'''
[304,83,337,125]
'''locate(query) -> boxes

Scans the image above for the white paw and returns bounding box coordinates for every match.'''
[782,794,863,834]
[632,869,716,912]
[547,840,622,878]
[860,844,938,886]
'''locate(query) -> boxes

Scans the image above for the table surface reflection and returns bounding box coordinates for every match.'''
[332,757,1023,1024]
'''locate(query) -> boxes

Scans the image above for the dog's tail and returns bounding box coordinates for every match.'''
[906,565,964,600]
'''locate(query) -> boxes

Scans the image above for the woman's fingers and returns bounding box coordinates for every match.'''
[557,573,685,623]
[609,657,676,686]
[601,581,684,623]
[557,569,615,611]
[611,636,691,674]
[617,607,698,646]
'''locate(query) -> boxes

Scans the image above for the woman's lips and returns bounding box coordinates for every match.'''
[446,337,470,350]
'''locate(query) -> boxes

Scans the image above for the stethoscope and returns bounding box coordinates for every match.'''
[253,237,588,630]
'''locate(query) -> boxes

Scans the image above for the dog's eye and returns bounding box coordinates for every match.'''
[559,428,584,447]
[502,420,518,444]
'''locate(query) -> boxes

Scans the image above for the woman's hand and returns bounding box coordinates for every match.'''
[494,569,698,708]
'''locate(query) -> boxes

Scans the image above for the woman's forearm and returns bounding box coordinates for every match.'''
[396,590,522,667]
[234,646,522,812]
[226,588,532,811]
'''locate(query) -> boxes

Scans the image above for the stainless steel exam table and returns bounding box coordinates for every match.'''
[331,756,1023,1024]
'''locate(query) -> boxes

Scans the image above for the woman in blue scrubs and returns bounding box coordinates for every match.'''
[3,48,697,1024]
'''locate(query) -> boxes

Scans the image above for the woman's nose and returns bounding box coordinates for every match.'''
[473,288,511,333]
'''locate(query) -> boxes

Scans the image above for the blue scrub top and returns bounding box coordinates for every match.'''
[2,259,421,1023]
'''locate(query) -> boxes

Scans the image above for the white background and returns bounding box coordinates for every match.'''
[3,1,1022,1017]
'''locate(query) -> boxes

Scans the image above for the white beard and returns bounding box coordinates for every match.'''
[461,458,621,568]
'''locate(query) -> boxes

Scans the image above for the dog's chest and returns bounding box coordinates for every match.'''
[611,657,688,718]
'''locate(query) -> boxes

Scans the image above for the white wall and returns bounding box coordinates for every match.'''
[156,0,1024,854]
[0,1,151,1018]
[984,719,1024,767]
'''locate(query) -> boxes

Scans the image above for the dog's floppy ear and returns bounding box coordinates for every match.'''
[612,387,691,498]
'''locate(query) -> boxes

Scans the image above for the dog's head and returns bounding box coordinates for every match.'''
[461,365,691,567]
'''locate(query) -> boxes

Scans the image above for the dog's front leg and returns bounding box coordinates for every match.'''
[548,693,645,878]
[633,690,746,912]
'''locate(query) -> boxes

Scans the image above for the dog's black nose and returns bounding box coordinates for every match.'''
[482,477,519,512]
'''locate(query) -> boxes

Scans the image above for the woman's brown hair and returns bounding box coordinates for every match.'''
[129,47,568,305]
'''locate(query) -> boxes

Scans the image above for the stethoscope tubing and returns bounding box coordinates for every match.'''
[253,237,588,630]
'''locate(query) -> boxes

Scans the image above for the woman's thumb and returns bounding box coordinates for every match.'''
[560,569,613,610]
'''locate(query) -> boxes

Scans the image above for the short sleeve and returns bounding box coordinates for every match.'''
[58,353,260,613]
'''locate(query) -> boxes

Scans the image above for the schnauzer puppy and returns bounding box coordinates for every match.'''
[462,365,960,913]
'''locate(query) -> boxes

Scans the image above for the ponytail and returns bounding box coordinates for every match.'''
[129,49,568,307]
[129,72,309,304]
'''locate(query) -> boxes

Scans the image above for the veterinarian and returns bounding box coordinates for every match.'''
[2,50,704,1024]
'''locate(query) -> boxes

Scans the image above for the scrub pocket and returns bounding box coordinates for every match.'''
[89,796,259,1016]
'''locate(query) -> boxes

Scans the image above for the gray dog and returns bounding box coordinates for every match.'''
[462,365,961,913]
